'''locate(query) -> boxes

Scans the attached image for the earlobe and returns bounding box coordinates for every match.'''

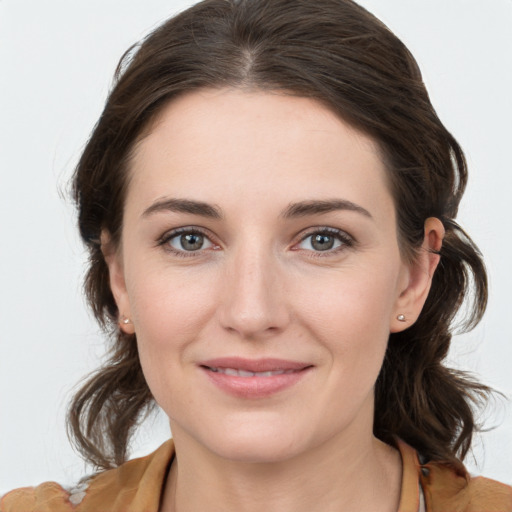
[119,315,135,334]
[390,217,445,333]
[101,231,135,334]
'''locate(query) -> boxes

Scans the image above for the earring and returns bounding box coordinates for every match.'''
[397,314,406,322]
[120,315,132,325]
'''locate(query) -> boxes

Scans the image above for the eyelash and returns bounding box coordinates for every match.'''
[157,227,216,258]
[295,227,355,258]
[157,226,355,258]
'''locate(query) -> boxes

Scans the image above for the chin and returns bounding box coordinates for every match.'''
[212,434,304,464]
[193,413,316,464]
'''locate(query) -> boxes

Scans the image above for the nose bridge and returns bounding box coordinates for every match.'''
[218,236,288,338]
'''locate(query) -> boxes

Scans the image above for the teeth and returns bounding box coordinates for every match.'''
[208,367,295,377]
[238,370,256,377]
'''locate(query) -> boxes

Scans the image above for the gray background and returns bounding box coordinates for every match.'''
[1,0,511,491]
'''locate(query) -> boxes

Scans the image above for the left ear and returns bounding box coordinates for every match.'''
[390,217,445,333]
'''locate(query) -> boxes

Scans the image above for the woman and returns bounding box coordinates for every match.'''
[2,0,511,510]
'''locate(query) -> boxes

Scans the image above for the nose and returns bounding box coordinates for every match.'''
[217,243,290,340]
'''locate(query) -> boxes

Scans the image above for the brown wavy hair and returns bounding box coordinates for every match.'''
[68,0,491,471]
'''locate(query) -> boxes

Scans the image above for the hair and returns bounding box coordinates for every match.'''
[69,0,491,471]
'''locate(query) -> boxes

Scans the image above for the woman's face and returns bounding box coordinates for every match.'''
[107,89,428,463]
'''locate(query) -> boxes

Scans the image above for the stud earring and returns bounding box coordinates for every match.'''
[120,315,132,325]
[397,314,406,322]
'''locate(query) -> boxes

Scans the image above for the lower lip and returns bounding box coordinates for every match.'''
[201,367,312,399]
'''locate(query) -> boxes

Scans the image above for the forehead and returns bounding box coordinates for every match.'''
[126,88,392,218]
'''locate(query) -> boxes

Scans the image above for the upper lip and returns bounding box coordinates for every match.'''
[199,357,312,372]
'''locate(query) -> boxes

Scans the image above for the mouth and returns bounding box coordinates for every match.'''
[199,357,313,398]
[205,367,300,377]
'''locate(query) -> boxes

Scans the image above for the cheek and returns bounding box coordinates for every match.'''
[125,263,218,382]
[294,263,399,338]
[292,263,399,384]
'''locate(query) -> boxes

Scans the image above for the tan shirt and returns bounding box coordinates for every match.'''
[2,439,511,511]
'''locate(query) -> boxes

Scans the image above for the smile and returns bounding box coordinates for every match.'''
[199,358,313,398]
[207,367,299,377]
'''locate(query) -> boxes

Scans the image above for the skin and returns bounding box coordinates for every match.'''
[104,88,444,512]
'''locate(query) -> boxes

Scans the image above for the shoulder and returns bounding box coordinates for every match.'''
[467,476,512,511]
[397,440,512,512]
[421,459,512,512]
[1,482,73,512]
[0,439,175,512]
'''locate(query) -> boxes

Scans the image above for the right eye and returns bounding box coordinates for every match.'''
[161,229,216,255]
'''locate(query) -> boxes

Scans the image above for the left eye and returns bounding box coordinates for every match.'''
[297,231,348,252]
[167,231,214,252]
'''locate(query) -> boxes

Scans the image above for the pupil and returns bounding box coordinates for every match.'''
[181,233,203,251]
[312,234,334,251]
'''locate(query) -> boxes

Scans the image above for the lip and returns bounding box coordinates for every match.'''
[199,357,313,399]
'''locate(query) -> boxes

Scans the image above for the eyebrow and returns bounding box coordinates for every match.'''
[142,198,372,220]
[280,199,372,219]
[142,198,223,219]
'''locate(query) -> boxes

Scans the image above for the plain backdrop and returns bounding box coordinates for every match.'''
[1,0,511,493]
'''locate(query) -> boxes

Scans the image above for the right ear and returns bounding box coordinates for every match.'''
[101,230,135,335]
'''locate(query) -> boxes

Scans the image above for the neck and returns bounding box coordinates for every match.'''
[160,428,402,512]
